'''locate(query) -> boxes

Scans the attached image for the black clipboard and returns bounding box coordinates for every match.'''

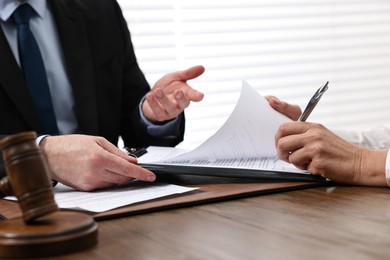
[139,163,328,183]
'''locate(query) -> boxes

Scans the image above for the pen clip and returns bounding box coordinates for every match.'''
[124,147,148,158]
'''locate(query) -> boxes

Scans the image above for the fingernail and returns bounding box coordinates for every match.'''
[272,97,281,105]
[148,175,156,182]
[156,89,163,98]
[175,92,183,99]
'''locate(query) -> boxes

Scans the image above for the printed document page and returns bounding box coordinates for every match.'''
[52,182,197,212]
[5,182,197,212]
[138,81,307,174]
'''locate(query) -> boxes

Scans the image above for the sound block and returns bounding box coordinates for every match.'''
[0,211,98,258]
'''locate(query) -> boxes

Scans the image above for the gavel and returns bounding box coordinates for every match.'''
[0,132,98,258]
[0,131,58,223]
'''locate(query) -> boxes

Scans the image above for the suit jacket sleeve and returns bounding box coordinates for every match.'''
[49,0,185,147]
[112,0,185,148]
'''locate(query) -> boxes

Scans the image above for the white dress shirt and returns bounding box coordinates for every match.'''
[334,125,390,187]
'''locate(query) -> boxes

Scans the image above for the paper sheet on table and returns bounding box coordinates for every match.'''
[52,183,197,212]
[4,183,197,213]
[138,81,305,174]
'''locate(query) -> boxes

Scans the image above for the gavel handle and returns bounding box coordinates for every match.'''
[0,177,13,198]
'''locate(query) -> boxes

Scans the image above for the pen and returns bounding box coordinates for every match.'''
[124,147,148,158]
[298,81,329,122]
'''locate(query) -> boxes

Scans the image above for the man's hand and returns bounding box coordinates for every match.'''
[40,135,156,191]
[142,65,205,123]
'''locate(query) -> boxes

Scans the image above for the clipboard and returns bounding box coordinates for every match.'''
[0,174,331,221]
[92,179,326,220]
[139,163,328,183]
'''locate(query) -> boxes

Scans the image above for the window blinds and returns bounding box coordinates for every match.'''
[117,0,390,148]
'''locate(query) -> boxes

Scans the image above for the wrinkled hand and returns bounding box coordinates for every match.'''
[40,135,156,191]
[142,65,205,123]
[275,122,387,186]
[265,96,302,121]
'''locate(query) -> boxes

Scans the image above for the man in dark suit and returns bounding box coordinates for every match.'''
[0,0,205,191]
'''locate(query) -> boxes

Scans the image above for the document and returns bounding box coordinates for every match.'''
[6,182,197,213]
[137,81,320,180]
[52,182,197,212]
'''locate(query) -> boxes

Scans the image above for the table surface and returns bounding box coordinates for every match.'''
[44,185,390,260]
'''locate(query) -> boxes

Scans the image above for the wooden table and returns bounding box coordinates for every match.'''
[47,185,390,260]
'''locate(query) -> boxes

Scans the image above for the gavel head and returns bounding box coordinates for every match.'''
[0,132,58,223]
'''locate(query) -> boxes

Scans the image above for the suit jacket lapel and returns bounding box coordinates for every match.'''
[48,0,99,135]
[0,27,43,131]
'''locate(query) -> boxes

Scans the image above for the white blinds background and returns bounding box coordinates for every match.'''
[118,0,390,149]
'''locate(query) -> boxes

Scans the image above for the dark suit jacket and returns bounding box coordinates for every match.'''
[0,0,185,178]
